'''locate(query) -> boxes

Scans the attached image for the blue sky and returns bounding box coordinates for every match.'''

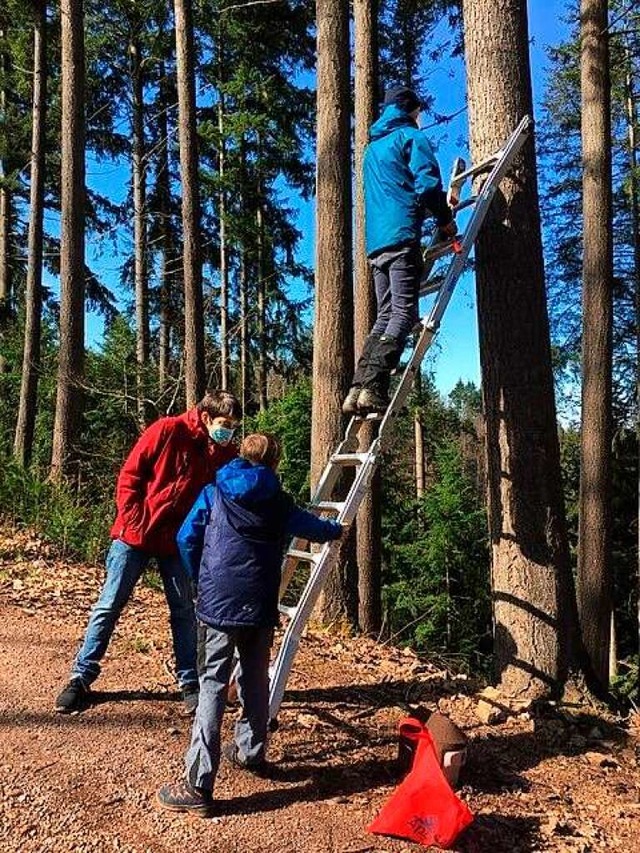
[74,0,571,399]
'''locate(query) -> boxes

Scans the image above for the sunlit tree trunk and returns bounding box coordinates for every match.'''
[576,0,614,694]
[174,0,205,406]
[353,0,381,635]
[462,0,573,698]
[312,0,355,624]
[50,0,86,482]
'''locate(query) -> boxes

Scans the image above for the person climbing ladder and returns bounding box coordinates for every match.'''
[343,84,457,416]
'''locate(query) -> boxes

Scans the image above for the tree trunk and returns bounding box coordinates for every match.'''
[414,411,425,499]
[157,61,173,397]
[50,0,86,482]
[353,0,381,635]
[0,22,11,374]
[218,93,229,390]
[131,35,149,424]
[623,34,640,702]
[174,0,205,406]
[239,245,248,423]
[312,0,355,624]
[256,189,268,411]
[14,1,47,468]
[461,0,573,698]
[577,0,614,694]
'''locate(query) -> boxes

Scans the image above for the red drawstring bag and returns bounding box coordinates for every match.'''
[368,725,473,848]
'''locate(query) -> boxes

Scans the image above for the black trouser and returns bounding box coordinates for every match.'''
[351,243,422,395]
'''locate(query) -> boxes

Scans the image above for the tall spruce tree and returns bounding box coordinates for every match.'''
[461,0,574,697]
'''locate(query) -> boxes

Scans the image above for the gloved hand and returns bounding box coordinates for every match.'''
[438,219,458,240]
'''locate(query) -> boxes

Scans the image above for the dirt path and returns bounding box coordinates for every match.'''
[1,529,639,852]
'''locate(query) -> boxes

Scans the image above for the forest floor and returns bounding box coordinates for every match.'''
[1,527,639,853]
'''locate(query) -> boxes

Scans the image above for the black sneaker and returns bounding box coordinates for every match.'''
[156,780,214,816]
[181,684,199,715]
[54,678,90,714]
[222,742,268,776]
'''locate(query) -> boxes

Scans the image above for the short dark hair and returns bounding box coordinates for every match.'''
[240,433,282,470]
[196,389,242,421]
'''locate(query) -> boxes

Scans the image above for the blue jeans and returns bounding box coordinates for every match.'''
[185,622,273,792]
[71,539,198,688]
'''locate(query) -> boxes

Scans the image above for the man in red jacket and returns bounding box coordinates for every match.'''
[54,389,242,715]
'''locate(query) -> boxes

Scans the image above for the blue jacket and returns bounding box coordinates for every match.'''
[177,458,343,629]
[363,104,451,257]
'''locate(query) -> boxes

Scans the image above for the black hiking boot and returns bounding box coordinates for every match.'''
[341,386,361,416]
[156,780,214,816]
[357,386,390,414]
[54,678,90,714]
[181,683,200,716]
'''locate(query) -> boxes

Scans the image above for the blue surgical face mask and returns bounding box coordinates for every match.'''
[209,425,235,445]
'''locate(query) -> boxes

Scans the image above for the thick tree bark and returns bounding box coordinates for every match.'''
[353,0,381,635]
[14,1,47,467]
[312,0,355,624]
[50,0,86,482]
[577,0,614,692]
[174,0,205,406]
[461,0,573,698]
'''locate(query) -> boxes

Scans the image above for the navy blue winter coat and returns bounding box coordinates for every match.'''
[177,458,343,629]
[363,104,452,257]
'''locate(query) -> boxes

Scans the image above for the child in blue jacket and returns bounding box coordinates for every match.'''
[157,432,343,815]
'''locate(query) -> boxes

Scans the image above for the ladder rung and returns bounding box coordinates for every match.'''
[287,548,321,563]
[278,603,298,619]
[315,501,345,513]
[331,452,368,465]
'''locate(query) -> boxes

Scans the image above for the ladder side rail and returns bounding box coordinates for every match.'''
[269,452,380,720]
[426,116,532,331]
[279,432,363,597]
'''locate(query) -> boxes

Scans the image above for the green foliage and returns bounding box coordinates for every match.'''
[249,378,312,504]
[383,438,489,664]
[0,457,111,563]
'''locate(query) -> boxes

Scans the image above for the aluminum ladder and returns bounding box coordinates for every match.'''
[268,115,533,724]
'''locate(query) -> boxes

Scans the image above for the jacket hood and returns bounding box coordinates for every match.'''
[217,458,280,507]
[369,104,416,141]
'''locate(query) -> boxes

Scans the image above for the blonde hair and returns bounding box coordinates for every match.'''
[240,433,282,469]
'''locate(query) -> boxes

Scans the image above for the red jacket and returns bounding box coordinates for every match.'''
[110,408,237,556]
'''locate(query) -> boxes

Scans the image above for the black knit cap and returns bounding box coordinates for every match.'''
[383,85,422,113]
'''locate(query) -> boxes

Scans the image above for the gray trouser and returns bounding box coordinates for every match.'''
[185,621,273,792]
[369,242,423,343]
